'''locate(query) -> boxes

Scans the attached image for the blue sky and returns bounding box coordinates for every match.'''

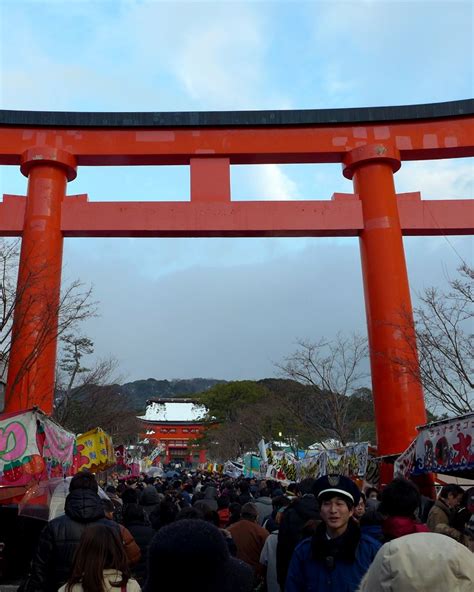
[0,0,472,383]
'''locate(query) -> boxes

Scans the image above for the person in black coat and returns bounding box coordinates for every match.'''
[122,503,155,586]
[144,519,253,592]
[276,478,319,590]
[21,471,121,592]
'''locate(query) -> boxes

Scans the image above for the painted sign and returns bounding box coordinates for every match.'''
[0,410,75,486]
[75,427,115,472]
[395,413,474,477]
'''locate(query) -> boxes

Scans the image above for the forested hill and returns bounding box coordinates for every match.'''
[117,377,226,411]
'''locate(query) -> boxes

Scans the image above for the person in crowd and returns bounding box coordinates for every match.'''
[138,482,161,519]
[364,487,380,512]
[193,483,219,512]
[175,506,205,521]
[357,532,474,591]
[378,477,429,541]
[121,504,154,586]
[359,509,384,544]
[227,502,269,581]
[277,478,319,589]
[121,488,139,508]
[452,487,474,533]
[217,495,231,527]
[452,486,474,549]
[22,471,124,592]
[228,502,242,526]
[260,499,287,592]
[353,493,366,523]
[254,487,273,526]
[59,523,140,592]
[263,495,291,533]
[101,500,141,566]
[180,482,194,507]
[144,519,253,592]
[149,496,178,530]
[105,486,123,524]
[364,487,379,502]
[427,483,465,541]
[286,474,381,592]
[238,481,253,505]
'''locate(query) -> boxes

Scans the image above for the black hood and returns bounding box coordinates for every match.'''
[65,489,105,523]
[293,494,319,520]
[140,485,161,506]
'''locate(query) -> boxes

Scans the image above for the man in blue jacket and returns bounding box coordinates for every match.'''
[285,475,381,592]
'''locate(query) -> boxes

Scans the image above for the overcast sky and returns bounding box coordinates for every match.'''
[0,0,472,383]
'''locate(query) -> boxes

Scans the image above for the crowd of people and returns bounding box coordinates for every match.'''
[19,469,474,592]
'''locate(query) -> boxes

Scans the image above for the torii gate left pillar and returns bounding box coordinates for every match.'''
[5,147,76,414]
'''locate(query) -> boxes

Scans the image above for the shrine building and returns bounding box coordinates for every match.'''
[139,398,210,466]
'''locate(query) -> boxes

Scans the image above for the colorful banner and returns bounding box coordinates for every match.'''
[41,418,75,468]
[0,411,42,485]
[395,413,474,477]
[237,443,370,483]
[224,460,244,479]
[0,410,75,487]
[75,427,115,473]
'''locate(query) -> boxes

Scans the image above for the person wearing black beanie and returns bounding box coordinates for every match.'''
[144,519,253,592]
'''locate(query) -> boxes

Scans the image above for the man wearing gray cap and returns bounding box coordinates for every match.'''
[285,475,381,592]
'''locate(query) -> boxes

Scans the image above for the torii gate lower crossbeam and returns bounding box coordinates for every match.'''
[1,100,473,477]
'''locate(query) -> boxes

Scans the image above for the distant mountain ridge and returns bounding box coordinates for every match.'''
[116,377,226,411]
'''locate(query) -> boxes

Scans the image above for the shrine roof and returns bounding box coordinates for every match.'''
[138,398,208,423]
[1,99,472,128]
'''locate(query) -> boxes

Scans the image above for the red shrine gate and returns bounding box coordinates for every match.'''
[0,100,473,475]
[140,399,209,466]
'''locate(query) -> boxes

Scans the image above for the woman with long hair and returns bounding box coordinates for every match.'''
[59,524,141,592]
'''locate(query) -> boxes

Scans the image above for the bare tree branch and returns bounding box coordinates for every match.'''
[276,333,369,445]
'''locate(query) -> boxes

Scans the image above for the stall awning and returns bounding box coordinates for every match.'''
[395,412,474,478]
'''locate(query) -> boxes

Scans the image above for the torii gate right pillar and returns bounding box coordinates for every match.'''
[343,144,427,485]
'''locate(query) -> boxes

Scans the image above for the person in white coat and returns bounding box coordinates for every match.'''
[357,532,474,592]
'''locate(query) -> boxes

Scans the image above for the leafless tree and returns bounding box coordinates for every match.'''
[277,333,369,445]
[394,264,473,415]
[0,238,97,404]
[54,334,137,443]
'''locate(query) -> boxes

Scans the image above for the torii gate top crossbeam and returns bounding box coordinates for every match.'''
[1,99,473,165]
[1,99,473,239]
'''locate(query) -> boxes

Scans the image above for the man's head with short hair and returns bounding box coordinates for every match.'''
[299,478,316,496]
[101,498,115,519]
[272,495,290,511]
[69,471,98,493]
[379,478,420,517]
[241,502,258,522]
[439,484,464,508]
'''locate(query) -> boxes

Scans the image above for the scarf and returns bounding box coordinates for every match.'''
[311,518,361,569]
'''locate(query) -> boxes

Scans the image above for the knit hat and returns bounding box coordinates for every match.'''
[313,474,361,506]
[357,533,474,592]
[144,519,253,592]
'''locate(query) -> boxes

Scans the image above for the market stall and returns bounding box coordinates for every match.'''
[395,412,474,479]
[0,408,75,499]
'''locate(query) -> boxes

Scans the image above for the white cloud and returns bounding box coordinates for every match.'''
[232,164,300,201]
[396,159,473,200]
[251,164,300,201]
[0,1,280,111]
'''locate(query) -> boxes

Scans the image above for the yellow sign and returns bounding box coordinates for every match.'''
[76,427,115,472]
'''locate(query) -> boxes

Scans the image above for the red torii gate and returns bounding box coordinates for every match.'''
[1,99,473,470]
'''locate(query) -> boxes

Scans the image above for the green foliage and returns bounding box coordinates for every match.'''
[196,380,271,423]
